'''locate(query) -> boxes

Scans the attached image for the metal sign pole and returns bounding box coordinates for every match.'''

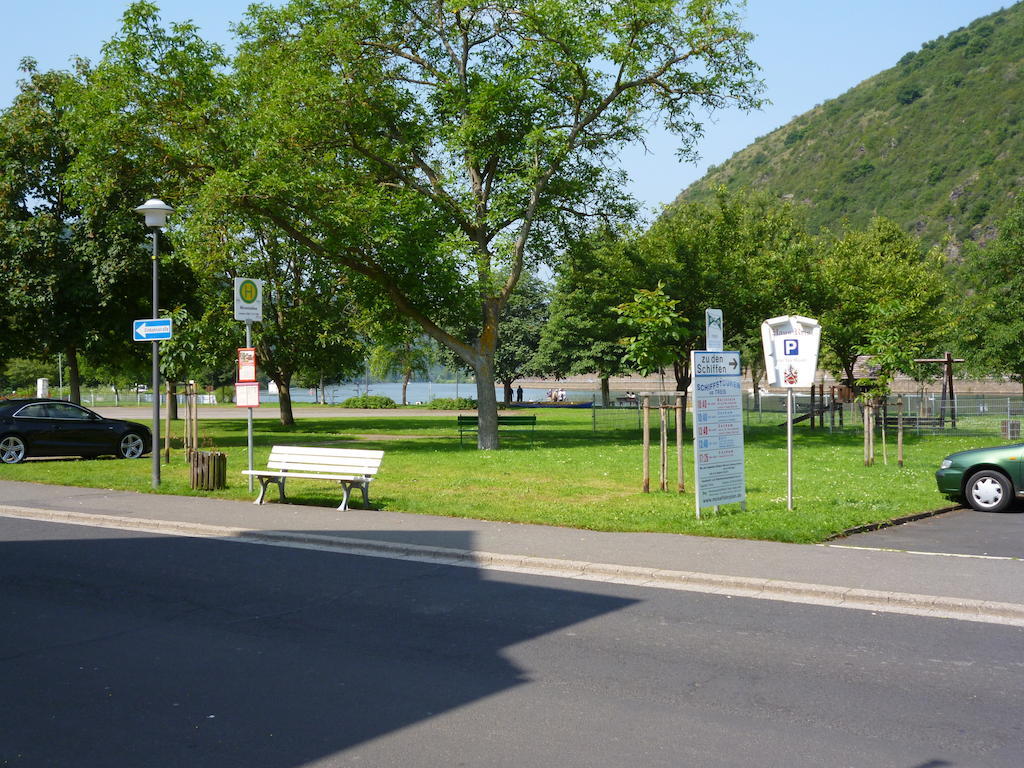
[787,388,794,511]
[246,320,254,492]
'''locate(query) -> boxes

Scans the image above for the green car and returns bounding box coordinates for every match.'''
[935,443,1024,513]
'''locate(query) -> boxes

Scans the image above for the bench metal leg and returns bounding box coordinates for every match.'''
[253,476,287,505]
[336,480,371,511]
[254,477,271,505]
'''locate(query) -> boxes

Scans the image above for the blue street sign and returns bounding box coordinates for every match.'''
[133,318,173,341]
[783,338,799,356]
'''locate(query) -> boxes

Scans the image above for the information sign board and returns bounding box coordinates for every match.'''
[691,350,746,514]
[238,348,257,383]
[234,278,263,322]
[235,381,260,408]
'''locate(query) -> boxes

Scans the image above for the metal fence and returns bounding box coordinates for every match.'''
[43,389,219,408]
[593,391,1024,440]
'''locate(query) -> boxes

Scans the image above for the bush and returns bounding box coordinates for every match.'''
[428,397,478,410]
[896,86,923,105]
[339,395,397,409]
[840,161,875,183]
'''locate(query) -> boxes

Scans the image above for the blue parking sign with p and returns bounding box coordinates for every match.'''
[783,339,799,356]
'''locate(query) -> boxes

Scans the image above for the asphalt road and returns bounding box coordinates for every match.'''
[844,506,1024,559]
[3,516,1022,768]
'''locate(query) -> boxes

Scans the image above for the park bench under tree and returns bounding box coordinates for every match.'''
[457,415,536,447]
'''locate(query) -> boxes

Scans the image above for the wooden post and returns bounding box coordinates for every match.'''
[946,351,957,429]
[642,396,650,493]
[191,381,199,452]
[183,381,192,457]
[809,385,815,429]
[863,403,871,466]
[897,395,904,468]
[675,395,685,493]
[829,386,836,431]
[659,404,668,492]
[880,399,888,466]
[164,382,172,464]
[869,404,876,465]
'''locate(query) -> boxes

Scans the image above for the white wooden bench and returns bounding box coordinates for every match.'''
[241,445,384,511]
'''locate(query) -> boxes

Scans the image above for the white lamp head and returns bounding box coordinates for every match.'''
[134,198,174,228]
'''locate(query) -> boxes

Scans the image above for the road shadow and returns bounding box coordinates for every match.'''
[0,525,635,767]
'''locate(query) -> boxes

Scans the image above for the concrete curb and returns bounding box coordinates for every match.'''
[3,504,1023,628]
[826,506,960,540]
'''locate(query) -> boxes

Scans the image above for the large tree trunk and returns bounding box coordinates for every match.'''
[401,369,410,405]
[274,374,295,426]
[65,345,81,404]
[502,379,513,406]
[472,357,499,449]
[599,376,610,407]
[465,299,501,449]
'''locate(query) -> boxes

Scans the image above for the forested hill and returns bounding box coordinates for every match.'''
[675,3,1024,252]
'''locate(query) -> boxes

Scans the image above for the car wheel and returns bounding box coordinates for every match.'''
[964,470,1013,513]
[118,432,147,459]
[0,435,27,464]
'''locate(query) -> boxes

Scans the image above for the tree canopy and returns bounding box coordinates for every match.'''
[70,0,764,447]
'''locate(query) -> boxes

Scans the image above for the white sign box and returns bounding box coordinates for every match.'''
[761,315,821,388]
[705,308,723,352]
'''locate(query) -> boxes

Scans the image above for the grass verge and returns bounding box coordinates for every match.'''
[0,407,984,543]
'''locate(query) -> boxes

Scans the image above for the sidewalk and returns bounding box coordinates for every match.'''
[1,479,1022,626]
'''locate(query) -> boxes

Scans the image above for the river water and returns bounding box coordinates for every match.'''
[268,381,597,405]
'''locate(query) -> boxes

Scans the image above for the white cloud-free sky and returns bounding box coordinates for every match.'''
[1,0,1010,217]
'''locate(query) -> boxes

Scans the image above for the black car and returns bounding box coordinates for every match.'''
[0,398,152,464]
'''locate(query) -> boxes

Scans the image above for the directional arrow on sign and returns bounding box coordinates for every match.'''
[133,318,173,341]
[135,323,163,337]
[729,357,738,370]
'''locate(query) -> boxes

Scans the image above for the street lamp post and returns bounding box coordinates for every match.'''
[134,198,173,489]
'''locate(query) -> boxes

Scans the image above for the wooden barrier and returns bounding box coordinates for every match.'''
[189,450,227,491]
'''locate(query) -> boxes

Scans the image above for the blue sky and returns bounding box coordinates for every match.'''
[1,1,1010,216]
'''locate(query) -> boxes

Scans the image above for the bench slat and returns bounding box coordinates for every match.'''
[268,446,384,459]
[457,415,535,425]
[267,460,380,474]
[242,470,374,482]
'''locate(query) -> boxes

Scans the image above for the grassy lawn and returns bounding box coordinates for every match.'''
[0,407,987,543]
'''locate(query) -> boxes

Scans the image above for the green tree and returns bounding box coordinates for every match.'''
[179,220,366,425]
[629,189,812,414]
[438,271,550,405]
[957,198,1024,392]
[492,274,549,406]
[367,323,436,406]
[0,60,167,403]
[535,228,637,405]
[73,0,763,448]
[805,218,950,385]
[613,283,690,378]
